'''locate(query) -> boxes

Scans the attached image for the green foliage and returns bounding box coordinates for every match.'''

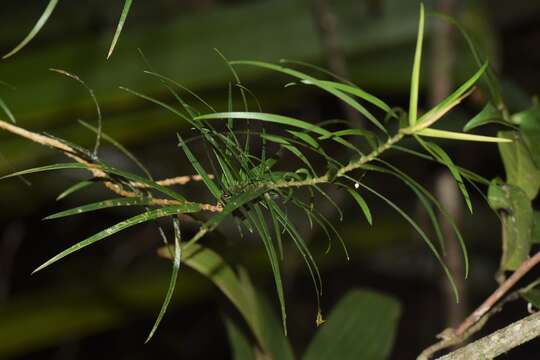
[223,288,401,360]
[488,180,533,271]
[303,290,401,360]
[0,3,513,347]
[3,0,134,59]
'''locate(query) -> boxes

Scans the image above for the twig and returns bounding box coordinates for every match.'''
[437,309,540,359]
[456,251,540,336]
[418,251,540,359]
[0,118,222,212]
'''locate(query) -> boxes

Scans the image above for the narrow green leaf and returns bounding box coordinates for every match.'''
[195,112,360,153]
[33,205,199,274]
[419,139,473,213]
[3,0,59,59]
[463,102,507,132]
[178,134,222,199]
[345,188,372,225]
[56,180,95,200]
[107,0,134,59]
[145,217,181,343]
[309,80,395,117]
[0,96,16,123]
[45,197,154,220]
[1,161,187,202]
[245,205,287,334]
[417,128,511,143]
[358,182,459,302]
[50,69,102,156]
[286,130,320,149]
[79,120,152,179]
[414,63,487,130]
[408,3,425,126]
[230,61,387,132]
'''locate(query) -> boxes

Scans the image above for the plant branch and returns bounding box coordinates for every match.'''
[271,132,405,189]
[456,250,540,336]
[0,118,222,212]
[437,309,540,360]
[418,251,540,359]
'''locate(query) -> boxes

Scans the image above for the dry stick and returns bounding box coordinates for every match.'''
[457,250,540,335]
[0,119,222,212]
[418,251,540,359]
[437,310,540,360]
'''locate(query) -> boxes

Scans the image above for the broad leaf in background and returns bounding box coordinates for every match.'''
[497,131,540,200]
[158,244,294,360]
[488,180,533,271]
[532,211,540,244]
[303,289,401,360]
[513,99,540,169]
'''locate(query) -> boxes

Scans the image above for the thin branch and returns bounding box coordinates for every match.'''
[418,251,540,359]
[456,250,540,336]
[437,309,540,360]
[0,118,222,212]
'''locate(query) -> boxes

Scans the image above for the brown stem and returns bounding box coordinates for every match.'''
[0,119,222,212]
[456,250,540,335]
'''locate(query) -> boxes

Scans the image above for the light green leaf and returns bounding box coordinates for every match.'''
[408,3,425,127]
[418,139,472,213]
[303,289,401,360]
[178,134,222,199]
[308,80,395,117]
[463,102,507,132]
[196,112,361,153]
[3,0,59,59]
[413,63,487,130]
[229,61,386,132]
[416,128,511,143]
[498,131,540,200]
[107,0,134,59]
[345,188,372,225]
[56,180,95,200]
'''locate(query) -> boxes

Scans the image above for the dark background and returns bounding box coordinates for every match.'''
[0,0,539,359]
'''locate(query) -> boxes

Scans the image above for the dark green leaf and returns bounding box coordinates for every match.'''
[488,180,533,271]
[303,289,401,360]
[514,99,540,169]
